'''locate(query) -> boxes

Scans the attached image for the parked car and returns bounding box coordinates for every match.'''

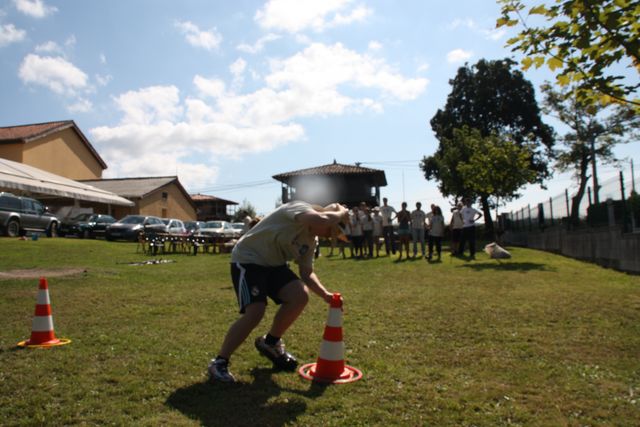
[162,218,187,235]
[199,220,237,239]
[58,213,116,238]
[0,192,59,237]
[105,215,167,241]
[184,221,206,235]
[231,222,245,237]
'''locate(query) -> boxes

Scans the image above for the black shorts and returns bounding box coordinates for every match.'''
[230,263,299,313]
[452,228,462,242]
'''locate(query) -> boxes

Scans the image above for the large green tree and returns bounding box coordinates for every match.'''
[422,58,554,238]
[444,126,538,207]
[542,83,640,224]
[497,0,640,110]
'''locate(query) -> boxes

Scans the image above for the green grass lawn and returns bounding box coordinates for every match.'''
[1,238,639,426]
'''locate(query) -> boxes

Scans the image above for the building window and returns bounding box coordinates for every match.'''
[162,192,168,200]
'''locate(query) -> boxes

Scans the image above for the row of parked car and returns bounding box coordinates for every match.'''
[0,191,245,241]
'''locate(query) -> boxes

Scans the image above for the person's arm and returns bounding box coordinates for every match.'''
[299,264,333,303]
[474,209,483,222]
[296,204,348,228]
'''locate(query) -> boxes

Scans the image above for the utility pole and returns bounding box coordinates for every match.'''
[590,137,600,204]
[632,159,636,194]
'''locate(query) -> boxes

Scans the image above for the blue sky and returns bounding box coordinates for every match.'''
[1,0,637,217]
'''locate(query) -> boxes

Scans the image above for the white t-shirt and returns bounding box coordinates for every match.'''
[379,205,396,227]
[372,215,383,236]
[231,201,316,268]
[451,210,464,229]
[461,206,481,228]
[350,213,363,236]
[360,213,373,232]
[410,209,426,230]
[429,215,445,237]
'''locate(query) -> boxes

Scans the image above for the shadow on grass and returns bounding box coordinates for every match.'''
[166,368,327,427]
[458,261,551,272]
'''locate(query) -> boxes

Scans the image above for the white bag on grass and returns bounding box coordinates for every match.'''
[484,242,511,259]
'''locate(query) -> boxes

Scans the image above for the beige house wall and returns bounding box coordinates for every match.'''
[0,144,24,162]
[21,128,103,180]
[136,184,196,221]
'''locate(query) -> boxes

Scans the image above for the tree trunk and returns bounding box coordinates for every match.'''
[570,156,590,226]
[479,194,495,241]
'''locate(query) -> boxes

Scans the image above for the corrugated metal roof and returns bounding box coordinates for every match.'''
[0,158,133,206]
[190,193,238,205]
[273,161,387,186]
[0,120,108,169]
[81,176,178,198]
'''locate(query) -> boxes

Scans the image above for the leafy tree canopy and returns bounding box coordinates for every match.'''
[426,58,553,197]
[448,126,538,202]
[497,0,640,110]
[423,58,553,238]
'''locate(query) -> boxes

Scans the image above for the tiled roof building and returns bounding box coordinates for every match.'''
[273,160,387,207]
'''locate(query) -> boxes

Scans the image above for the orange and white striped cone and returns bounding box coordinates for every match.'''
[17,277,71,348]
[299,293,362,384]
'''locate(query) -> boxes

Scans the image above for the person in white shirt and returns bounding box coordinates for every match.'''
[379,197,397,255]
[410,202,427,258]
[427,205,445,261]
[458,198,483,258]
[208,201,348,383]
[359,203,374,258]
[350,206,363,258]
[372,207,384,257]
[449,202,464,255]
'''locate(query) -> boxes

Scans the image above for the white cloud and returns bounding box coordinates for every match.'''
[446,48,472,64]
[65,34,76,47]
[112,85,183,125]
[237,33,280,54]
[95,74,112,86]
[330,4,372,27]
[89,42,427,186]
[67,98,93,113]
[255,0,371,33]
[265,43,428,103]
[230,58,247,90]
[368,41,382,51]
[0,23,26,47]
[174,20,222,51]
[18,54,88,95]
[448,17,506,41]
[193,75,226,98]
[99,53,107,64]
[35,40,60,53]
[417,62,430,73]
[13,0,57,18]
[229,58,247,76]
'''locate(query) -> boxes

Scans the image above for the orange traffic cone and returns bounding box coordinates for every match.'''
[299,293,362,384]
[17,277,71,348]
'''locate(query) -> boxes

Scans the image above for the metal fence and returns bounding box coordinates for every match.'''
[504,162,640,233]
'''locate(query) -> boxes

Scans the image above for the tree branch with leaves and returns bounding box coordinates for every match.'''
[497,0,640,110]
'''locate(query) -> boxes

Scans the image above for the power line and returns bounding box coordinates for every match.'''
[192,179,277,194]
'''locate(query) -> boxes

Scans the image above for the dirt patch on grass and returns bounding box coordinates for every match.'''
[0,268,87,280]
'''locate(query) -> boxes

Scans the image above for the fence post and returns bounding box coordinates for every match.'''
[549,197,554,226]
[528,204,532,231]
[620,171,628,233]
[565,189,570,229]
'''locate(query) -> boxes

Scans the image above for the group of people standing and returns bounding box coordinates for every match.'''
[328,197,483,261]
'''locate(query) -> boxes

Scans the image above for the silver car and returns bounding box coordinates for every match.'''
[0,192,59,237]
[199,220,237,239]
